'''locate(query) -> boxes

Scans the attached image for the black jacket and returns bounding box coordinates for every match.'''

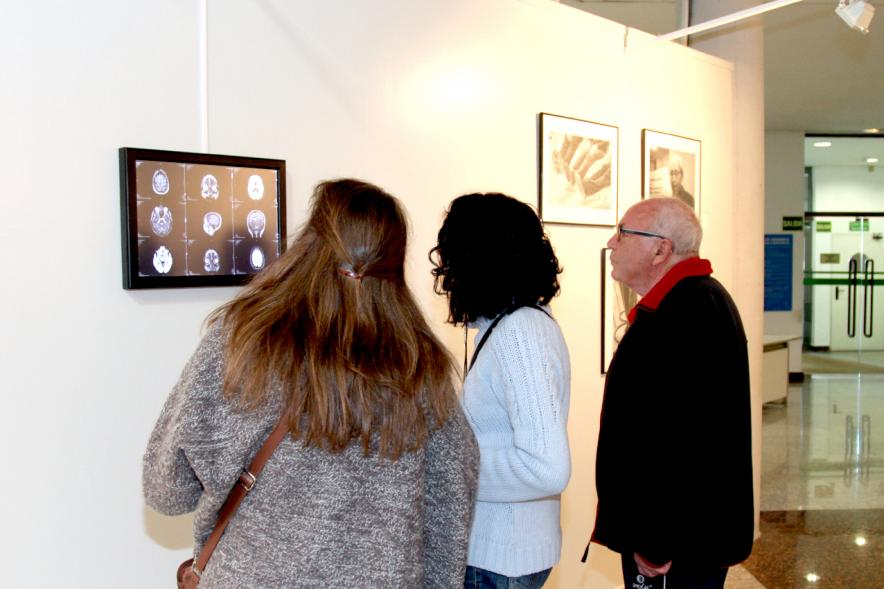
[592,275,754,567]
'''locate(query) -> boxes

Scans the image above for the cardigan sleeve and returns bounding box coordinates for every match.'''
[142,326,226,516]
[474,310,571,503]
[421,404,479,589]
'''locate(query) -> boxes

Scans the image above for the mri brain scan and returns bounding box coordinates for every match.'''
[247,209,266,238]
[204,249,220,272]
[152,246,173,274]
[201,174,219,199]
[247,174,265,200]
[152,169,170,195]
[150,205,173,237]
[203,212,222,236]
[249,245,265,270]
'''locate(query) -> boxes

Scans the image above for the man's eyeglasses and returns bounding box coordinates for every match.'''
[616,224,667,241]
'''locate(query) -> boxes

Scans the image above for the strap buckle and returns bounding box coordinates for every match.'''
[239,470,257,491]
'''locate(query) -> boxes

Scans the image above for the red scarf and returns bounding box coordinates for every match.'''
[627,257,712,324]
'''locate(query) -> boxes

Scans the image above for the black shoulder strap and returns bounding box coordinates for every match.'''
[467,305,554,374]
[468,313,506,373]
[534,305,553,320]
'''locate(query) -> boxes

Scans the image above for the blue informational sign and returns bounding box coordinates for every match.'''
[764,234,792,312]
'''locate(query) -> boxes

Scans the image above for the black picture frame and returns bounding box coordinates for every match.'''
[119,147,286,289]
[641,129,701,215]
[600,247,637,374]
[538,112,619,227]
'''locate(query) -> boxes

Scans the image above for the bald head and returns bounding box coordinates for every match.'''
[629,197,702,256]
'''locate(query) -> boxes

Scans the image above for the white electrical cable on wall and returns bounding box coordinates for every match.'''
[658,0,805,41]
[200,0,209,152]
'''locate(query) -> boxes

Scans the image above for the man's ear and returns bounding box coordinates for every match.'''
[650,238,673,267]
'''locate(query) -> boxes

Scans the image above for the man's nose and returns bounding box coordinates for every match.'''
[606,233,617,248]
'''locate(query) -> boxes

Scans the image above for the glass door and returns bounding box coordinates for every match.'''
[805,213,884,370]
[803,213,884,501]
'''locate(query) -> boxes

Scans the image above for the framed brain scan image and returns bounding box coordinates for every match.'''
[119,147,286,289]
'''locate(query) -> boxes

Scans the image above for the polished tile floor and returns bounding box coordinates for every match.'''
[734,366,884,588]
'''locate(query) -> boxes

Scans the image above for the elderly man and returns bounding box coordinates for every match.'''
[668,153,695,209]
[588,198,753,589]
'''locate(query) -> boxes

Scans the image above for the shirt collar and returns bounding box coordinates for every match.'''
[627,257,712,324]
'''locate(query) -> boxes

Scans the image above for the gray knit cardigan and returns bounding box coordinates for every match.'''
[143,326,479,588]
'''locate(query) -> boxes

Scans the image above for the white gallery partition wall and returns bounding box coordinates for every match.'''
[0,1,759,587]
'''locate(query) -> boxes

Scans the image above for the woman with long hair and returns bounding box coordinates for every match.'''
[430,193,571,589]
[144,179,479,588]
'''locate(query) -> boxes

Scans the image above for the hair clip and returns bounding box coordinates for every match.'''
[338,267,364,281]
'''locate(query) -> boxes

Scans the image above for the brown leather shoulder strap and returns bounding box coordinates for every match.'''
[192,414,290,577]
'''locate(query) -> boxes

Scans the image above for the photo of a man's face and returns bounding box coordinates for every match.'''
[643,131,700,213]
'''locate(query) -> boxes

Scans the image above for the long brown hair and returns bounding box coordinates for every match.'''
[209,179,455,459]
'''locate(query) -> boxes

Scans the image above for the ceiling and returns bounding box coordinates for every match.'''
[805,135,884,165]
[559,0,884,134]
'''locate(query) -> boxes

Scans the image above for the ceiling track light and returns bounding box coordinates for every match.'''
[836,0,876,33]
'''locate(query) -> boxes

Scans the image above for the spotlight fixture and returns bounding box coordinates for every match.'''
[813,141,833,147]
[836,0,875,34]
[864,128,881,133]
[868,157,880,163]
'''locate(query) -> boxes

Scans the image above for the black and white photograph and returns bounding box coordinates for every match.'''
[642,129,701,213]
[601,248,638,374]
[119,147,286,289]
[539,113,618,226]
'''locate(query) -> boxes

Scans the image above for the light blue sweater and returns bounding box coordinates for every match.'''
[463,306,571,577]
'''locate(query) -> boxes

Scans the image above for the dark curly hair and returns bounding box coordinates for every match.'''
[430,193,562,325]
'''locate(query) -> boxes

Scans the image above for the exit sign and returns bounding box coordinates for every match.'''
[782,216,803,231]
[850,220,870,232]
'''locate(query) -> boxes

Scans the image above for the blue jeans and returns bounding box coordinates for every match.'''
[464,565,551,589]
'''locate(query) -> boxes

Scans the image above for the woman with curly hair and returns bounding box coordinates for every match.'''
[430,193,571,589]
[144,179,479,588]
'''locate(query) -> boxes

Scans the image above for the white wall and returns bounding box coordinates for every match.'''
[0,1,754,587]
[814,165,884,211]
[764,131,805,369]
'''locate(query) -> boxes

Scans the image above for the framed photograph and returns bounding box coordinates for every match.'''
[642,129,701,214]
[539,113,618,226]
[119,147,286,289]
[601,248,638,374]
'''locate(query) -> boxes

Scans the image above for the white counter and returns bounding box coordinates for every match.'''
[762,334,802,404]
